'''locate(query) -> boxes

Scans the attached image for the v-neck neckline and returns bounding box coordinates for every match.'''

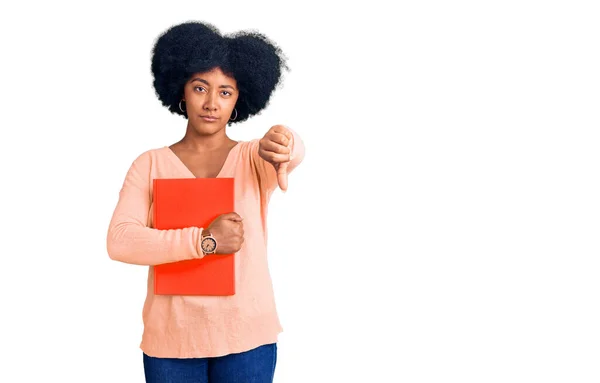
[164,142,241,178]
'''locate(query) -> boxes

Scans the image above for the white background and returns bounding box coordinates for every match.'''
[0,1,599,382]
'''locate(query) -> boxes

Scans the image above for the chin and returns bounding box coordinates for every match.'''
[192,121,224,136]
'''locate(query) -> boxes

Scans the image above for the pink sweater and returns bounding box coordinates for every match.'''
[106,130,305,358]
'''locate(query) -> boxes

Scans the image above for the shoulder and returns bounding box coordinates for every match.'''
[127,146,170,168]
[237,138,260,154]
[234,139,262,165]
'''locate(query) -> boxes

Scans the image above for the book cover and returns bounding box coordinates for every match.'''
[152,177,235,295]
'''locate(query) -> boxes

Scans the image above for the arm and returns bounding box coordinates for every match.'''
[252,126,306,193]
[106,152,204,266]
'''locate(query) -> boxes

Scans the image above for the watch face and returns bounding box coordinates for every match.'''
[201,237,217,253]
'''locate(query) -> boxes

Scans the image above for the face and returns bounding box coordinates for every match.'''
[182,67,239,135]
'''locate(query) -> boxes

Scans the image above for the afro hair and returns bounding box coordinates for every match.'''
[150,21,289,124]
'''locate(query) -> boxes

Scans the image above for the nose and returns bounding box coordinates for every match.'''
[203,91,217,111]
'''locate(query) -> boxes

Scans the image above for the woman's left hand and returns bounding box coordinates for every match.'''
[259,125,294,191]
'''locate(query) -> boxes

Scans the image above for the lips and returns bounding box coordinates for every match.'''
[200,115,219,122]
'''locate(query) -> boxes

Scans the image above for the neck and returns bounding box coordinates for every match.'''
[178,122,235,151]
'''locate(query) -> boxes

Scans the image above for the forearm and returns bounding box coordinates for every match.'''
[107,219,204,266]
[106,153,205,266]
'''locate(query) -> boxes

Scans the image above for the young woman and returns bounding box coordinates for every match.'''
[106,21,305,383]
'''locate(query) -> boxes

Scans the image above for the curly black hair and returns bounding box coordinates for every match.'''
[150,21,289,124]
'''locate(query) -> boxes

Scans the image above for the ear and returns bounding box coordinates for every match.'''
[181,86,187,102]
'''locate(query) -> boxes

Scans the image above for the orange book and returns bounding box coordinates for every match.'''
[152,178,235,296]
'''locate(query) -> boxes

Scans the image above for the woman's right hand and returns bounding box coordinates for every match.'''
[205,212,244,254]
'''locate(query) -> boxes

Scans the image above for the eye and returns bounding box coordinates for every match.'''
[194,86,206,92]
[221,91,232,96]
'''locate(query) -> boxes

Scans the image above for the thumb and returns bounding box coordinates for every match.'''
[276,162,289,192]
[224,212,243,222]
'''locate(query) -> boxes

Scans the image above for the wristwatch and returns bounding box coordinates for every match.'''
[200,230,218,255]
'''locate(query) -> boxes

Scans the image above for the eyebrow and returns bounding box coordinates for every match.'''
[191,78,236,90]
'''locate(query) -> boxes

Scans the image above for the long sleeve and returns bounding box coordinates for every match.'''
[106,152,204,266]
[251,127,306,195]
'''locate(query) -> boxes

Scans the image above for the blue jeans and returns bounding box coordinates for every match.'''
[143,343,277,383]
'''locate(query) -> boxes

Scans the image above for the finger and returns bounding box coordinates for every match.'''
[267,132,291,147]
[260,152,291,164]
[260,139,291,155]
[236,226,243,237]
[225,212,243,221]
[277,162,289,191]
[230,213,243,221]
[271,125,293,141]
